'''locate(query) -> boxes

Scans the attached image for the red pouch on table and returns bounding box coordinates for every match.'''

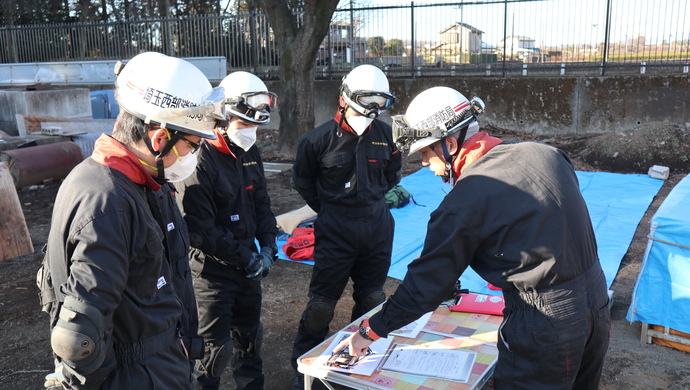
[449,293,505,316]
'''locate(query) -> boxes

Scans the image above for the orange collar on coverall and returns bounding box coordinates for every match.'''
[451,132,503,180]
[91,133,162,191]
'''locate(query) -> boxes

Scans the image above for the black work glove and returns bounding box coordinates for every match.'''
[245,247,275,280]
[264,242,279,261]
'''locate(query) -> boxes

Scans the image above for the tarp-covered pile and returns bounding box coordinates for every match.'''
[627,174,690,335]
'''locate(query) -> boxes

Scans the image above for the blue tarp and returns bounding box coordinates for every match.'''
[90,90,119,119]
[278,168,663,296]
[627,174,690,334]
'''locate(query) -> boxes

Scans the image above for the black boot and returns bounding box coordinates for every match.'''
[291,373,305,390]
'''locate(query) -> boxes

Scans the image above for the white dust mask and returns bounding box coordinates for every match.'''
[165,147,198,182]
[227,127,258,151]
[347,115,374,136]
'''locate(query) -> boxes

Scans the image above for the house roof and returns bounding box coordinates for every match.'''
[439,22,484,35]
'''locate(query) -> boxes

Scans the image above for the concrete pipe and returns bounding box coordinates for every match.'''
[0,142,83,189]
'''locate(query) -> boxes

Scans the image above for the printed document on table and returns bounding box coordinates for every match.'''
[380,344,477,383]
[388,311,432,339]
[313,331,393,376]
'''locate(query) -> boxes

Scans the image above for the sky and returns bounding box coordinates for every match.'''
[334,0,690,48]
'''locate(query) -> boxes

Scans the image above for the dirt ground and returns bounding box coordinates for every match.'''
[2,122,690,390]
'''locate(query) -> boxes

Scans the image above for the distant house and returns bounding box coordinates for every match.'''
[431,22,484,63]
[497,36,537,60]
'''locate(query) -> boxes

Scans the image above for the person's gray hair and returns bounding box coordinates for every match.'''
[112,110,147,145]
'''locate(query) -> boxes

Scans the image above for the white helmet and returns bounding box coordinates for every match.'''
[219,71,278,125]
[392,86,485,155]
[114,52,219,139]
[340,64,396,118]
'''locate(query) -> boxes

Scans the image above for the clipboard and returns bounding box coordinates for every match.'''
[449,293,505,316]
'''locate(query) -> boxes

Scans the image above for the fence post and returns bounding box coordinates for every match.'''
[522,63,527,76]
[684,62,689,73]
[486,64,491,76]
[326,27,332,80]
[9,27,18,63]
[250,12,259,73]
[163,18,173,56]
[501,0,508,78]
[117,21,124,59]
[560,63,565,75]
[601,0,613,76]
[411,1,415,78]
[640,61,646,74]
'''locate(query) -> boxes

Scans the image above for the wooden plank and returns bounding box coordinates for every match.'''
[640,322,651,344]
[647,328,690,346]
[0,162,33,261]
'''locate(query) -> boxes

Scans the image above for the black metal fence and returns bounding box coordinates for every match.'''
[0,0,688,79]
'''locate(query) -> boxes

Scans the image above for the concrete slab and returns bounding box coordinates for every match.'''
[0,89,92,135]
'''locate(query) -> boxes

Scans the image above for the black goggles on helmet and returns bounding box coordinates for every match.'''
[342,85,396,118]
[224,91,278,124]
[226,91,278,112]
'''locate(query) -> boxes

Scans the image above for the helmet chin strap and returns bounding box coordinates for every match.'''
[438,124,470,187]
[139,124,182,183]
[336,104,347,137]
[440,138,453,183]
[217,124,232,145]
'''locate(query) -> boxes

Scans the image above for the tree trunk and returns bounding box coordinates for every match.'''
[78,0,91,58]
[0,163,33,261]
[101,0,107,21]
[3,0,16,62]
[278,46,316,153]
[255,0,340,153]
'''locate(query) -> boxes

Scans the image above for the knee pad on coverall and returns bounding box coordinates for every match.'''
[303,295,337,333]
[198,339,234,379]
[352,290,386,319]
[360,290,386,312]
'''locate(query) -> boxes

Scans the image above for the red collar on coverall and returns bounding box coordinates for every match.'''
[451,132,503,180]
[91,133,162,191]
[334,108,358,135]
[207,128,238,157]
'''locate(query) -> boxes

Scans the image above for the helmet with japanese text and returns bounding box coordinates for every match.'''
[219,71,278,125]
[391,86,485,154]
[340,64,396,118]
[113,51,220,139]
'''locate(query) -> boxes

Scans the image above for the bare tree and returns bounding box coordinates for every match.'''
[77,0,93,22]
[254,0,340,152]
[1,0,15,26]
[367,36,385,57]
